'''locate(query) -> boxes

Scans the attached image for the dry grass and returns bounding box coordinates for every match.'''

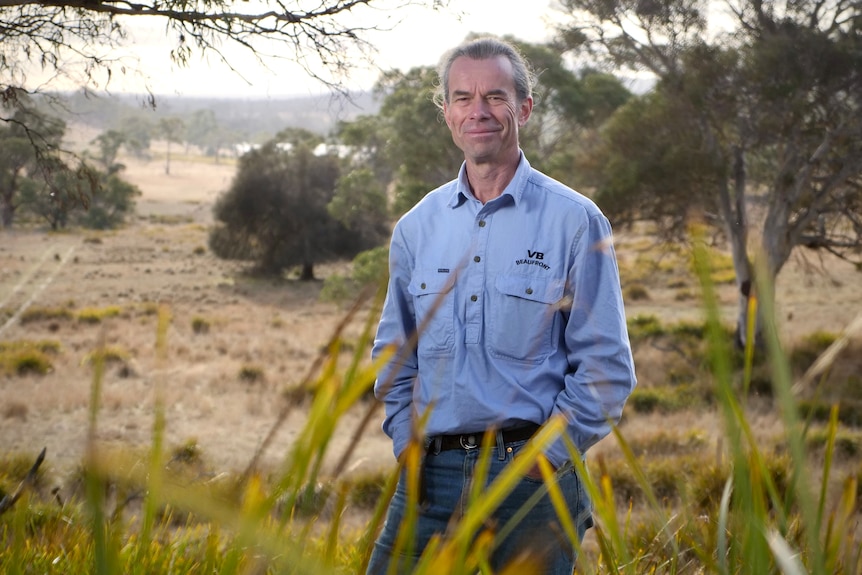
[1,151,861,550]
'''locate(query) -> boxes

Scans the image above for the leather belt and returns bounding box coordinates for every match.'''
[433,424,539,452]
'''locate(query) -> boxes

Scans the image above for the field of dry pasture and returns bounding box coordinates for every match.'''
[1,144,861,516]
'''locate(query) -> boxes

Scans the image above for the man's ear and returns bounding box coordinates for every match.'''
[518,96,534,127]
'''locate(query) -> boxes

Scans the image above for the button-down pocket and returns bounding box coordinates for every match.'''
[408,269,456,356]
[490,275,564,362]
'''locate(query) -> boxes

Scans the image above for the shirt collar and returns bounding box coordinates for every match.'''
[447,151,531,209]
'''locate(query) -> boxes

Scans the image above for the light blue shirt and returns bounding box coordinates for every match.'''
[372,154,637,468]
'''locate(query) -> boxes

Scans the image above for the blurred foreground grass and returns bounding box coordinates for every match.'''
[1,242,861,574]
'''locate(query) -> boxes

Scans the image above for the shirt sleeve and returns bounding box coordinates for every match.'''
[546,213,637,468]
[372,225,419,461]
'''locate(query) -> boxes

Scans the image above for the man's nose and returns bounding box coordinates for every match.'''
[468,99,490,119]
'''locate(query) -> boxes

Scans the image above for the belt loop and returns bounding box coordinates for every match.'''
[430,436,442,455]
[496,428,506,461]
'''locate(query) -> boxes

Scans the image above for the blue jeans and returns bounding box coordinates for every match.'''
[366,439,592,574]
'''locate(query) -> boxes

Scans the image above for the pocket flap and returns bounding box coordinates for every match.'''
[408,269,455,296]
[495,275,564,304]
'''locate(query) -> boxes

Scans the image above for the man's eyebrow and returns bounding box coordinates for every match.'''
[450,88,510,99]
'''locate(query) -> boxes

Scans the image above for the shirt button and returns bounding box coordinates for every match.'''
[478,220,486,227]
[470,295,478,302]
[421,283,426,289]
[525,288,533,295]
[473,256,481,263]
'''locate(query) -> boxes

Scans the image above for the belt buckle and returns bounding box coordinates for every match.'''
[459,434,479,450]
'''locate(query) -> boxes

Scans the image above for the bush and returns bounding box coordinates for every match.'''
[191,316,211,334]
[319,274,355,304]
[790,330,839,372]
[77,305,123,324]
[19,306,74,324]
[624,283,650,301]
[627,314,665,339]
[628,384,704,414]
[346,471,388,510]
[238,364,264,383]
[0,344,55,376]
[81,345,130,366]
[806,427,861,459]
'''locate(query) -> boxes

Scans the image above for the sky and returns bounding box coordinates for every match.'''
[116,0,558,98]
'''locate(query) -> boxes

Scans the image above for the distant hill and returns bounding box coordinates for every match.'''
[42,91,381,141]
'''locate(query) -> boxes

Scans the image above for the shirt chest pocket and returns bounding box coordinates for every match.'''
[408,270,456,356]
[489,275,565,363]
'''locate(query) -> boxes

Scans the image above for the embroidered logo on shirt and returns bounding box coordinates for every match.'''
[516,249,550,270]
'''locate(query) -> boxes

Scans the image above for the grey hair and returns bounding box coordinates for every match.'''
[433,37,534,109]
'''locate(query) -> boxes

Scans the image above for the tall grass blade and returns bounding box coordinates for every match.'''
[136,304,171,570]
[85,330,118,575]
[716,476,733,575]
[753,255,825,574]
[766,529,808,575]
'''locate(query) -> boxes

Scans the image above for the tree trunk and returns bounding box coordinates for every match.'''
[0,195,15,228]
[299,262,315,281]
[720,144,757,349]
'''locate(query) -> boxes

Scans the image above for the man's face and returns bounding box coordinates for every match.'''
[443,55,532,166]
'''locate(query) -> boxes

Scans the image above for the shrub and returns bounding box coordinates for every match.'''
[627,314,665,339]
[628,384,703,414]
[170,440,204,465]
[77,305,123,324]
[687,462,732,514]
[81,345,130,366]
[790,330,839,372]
[799,399,862,427]
[346,471,388,510]
[627,429,708,457]
[3,401,28,421]
[2,348,53,376]
[624,283,650,301]
[238,364,264,383]
[0,451,51,495]
[191,316,211,334]
[351,246,389,288]
[19,306,74,324]
[806,427,861,459]
[290,483,332,517]
[319,274,355,304]
[0,340,61,355]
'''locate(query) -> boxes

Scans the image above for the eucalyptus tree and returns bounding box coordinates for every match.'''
[373,66,463,215]
[209,128,388,279]
[558,0,862,345]
[0,103,66,227]
[156,116,186,175]
[512,38,631,188]
[1,0,452,207]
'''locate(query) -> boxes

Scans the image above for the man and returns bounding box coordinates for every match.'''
[367,37,636,574]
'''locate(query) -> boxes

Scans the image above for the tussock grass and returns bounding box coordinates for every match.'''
[191,316,211,334]
[81,345,130,366]
[77,305,123,324]
[0,340,61,376]
[624,283,650,301]
[238,364,265,383]
[19,305,75,324]
[2,243,861,574]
